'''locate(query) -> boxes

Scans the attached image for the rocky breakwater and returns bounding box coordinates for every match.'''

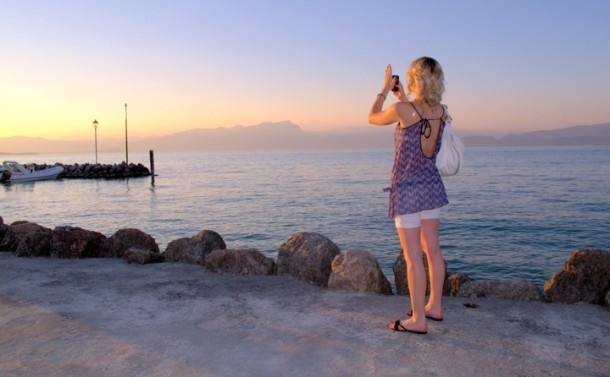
[25,162,151,179]
[1,215,608,308]
[0,218,161,262]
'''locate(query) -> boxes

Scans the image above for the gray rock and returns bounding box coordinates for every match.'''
[393,249,449,296]
[50,226,108,259]
[277,231,340,287]
[457,279,544,302]
[205,249,277,275]
[164,230,226,265]
[0,216,7,242]
[163,238,193,262]
[107,228,160,258]
[447,273,473,297]
[123,247,165,264]
[0,221,51,252]
[605,290,610,310]
[15,228,53,257]
[328,249,392,295]
[544,248,610,305]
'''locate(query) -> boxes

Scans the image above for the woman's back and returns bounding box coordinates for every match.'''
[396,101,444,158]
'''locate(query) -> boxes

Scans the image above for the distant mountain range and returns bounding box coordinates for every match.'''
[460,122,610,147]
[1,121,609,155]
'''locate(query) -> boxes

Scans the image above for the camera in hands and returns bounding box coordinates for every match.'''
[391,75,400,92]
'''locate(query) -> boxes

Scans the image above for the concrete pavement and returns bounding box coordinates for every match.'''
[1,253,608,377]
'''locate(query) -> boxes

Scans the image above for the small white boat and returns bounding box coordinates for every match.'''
[0,160,64,183]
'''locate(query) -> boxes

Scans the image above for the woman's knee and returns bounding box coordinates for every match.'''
[403,247,423,264]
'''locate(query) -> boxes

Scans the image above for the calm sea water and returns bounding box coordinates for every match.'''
[1,147,609,288]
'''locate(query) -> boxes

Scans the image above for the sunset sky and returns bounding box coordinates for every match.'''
[1,0,609,141]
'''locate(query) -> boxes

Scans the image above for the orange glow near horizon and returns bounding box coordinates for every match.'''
[3,90,609,141]
[1,2,608,144]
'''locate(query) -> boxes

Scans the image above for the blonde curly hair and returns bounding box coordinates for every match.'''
[406,57,445,107]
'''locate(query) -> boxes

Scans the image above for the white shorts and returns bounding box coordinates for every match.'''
[394,208,441,229]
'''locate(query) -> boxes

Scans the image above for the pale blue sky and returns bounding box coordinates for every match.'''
[1,0,609,140]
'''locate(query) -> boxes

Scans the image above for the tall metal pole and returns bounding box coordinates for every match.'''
[93,119,99,164]
[124,103,129,164]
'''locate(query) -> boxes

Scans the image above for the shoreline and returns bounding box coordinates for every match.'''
[1,219,607,304]
[1,253,609,376]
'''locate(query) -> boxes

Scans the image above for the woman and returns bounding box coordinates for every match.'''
[368,57,449,334]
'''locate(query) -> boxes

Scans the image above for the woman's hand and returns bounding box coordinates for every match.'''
[392,82,407,102]
[369,64,400,126]
[381,64,396,95]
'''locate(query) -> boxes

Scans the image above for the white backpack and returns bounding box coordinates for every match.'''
[436,105,465,177]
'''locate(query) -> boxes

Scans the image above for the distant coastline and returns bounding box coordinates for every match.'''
[460,123,610,148]
[1,121,609,154]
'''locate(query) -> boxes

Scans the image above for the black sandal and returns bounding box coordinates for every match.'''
[390,320,427,334]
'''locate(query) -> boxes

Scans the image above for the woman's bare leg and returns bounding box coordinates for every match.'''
[420,218,444,319]
[388,226,428,333]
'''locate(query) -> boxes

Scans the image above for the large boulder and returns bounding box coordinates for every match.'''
[0,216,8,242]
[205,249,277,275]
[328,249,393,295]
[15,228,53,257]
[163,238,192,262]
[107,228,160,258]
[277,232,341,287]
[544,249,610,305]
[393,250,449,296]
[164,230,226,265]
[123,247,165,264]
[457,279,544,302]
[50,226,108,258]
[0,221,51,252]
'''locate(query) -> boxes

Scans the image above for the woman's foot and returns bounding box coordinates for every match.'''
[388,318,427,334]
[406,309,443,322]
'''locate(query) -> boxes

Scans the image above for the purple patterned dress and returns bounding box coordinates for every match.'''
[386,111,449,218]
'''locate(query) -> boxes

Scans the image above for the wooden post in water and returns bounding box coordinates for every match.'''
[149,150,155,186]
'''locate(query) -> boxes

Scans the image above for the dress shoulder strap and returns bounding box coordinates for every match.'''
[409,102,423,119]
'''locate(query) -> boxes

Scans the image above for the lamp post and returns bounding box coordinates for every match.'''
[124,103,128,165]
[93,119,99,164]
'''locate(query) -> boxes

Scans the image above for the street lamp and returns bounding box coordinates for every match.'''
[93,119,99,164]
[124,103,128,165]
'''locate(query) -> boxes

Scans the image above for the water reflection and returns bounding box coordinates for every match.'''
[1,148,609,288]
[2,182,37,192]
